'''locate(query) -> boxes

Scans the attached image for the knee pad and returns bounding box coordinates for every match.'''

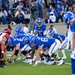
[14,50,19,56]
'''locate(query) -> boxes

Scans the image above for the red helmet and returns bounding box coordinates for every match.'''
[3,28,11,34]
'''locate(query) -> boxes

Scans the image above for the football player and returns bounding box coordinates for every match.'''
[28,36,61,66]
[48,30,67,60]
[66,25,72,49]
[7,36,31,63]
[63,11,75,75]
[33,18,47,63]
[0,28,11,67]
[33,18,47,36]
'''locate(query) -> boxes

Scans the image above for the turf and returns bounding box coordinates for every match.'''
[0,50,71,75]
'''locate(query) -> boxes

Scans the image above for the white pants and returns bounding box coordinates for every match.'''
[21,44,31,52]
[49,39,61,56]
[59,37,68,49]
[66,31,72,49]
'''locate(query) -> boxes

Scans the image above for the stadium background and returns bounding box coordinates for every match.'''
[0,23,66,36]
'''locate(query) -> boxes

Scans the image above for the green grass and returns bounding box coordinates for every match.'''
[0,50,71,75]
[58,50,71,63]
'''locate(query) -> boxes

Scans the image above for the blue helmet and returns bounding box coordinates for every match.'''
[14,33,20,39]
[23,36,29,43]
[19,29,25,34]
[15,26,22,33]
[8,37,14,44]
[49,29,55,35]
[63,11,75,25]
[36,18,43,23]
[29,36,37,44]
[31,36,37,43]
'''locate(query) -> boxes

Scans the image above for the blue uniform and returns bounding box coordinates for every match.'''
[52,33,68,49]
[23,35,60,56]
[70,21,75,74]
[33,23,47,36]
[28,35,55,49]
[35,36,55,49]
[63,11,75,74]
[13,39,25,48]
[70,21,75,34]
[53,33,65,41]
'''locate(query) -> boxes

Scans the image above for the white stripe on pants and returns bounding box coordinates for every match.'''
[49,39,60,56]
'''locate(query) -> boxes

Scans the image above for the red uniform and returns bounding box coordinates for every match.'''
[0,28,11,67]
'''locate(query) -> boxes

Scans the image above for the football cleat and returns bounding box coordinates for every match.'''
[57,60,65,66]
[33,64,37,66]
[17,57,22,61]
[45,61,56,65]
[29,59,33,65]
[62,56,67,59]
[23,59,30,63]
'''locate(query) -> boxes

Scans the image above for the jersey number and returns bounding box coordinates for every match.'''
[41,38,48,42]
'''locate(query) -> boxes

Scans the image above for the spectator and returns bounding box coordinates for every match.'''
[15,8,24,17]
[45,10,56,24]
[49,11,56,23]
[16,1,24,10]
[0,3,2,24]
[37,0,43,18]
[64,4,69,12]
[1,9,8,24]
[2,0,9,10]
[15,8,24,24]
[56,4,63,23]
[31,1,37,20]
[0,2,2,9]
[24,10,30,24]
[58,11,63,23]
[15,13,24,24]
[47,3,54,16]
[8,10,16,24]
[45,16,50,24]
[73,7,75,17]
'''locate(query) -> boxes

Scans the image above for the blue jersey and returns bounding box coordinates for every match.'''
[34,23,47,36]
[35,36,55,49]
[70,21,75,33]
[53,33,65,41]
[13,39,25,48]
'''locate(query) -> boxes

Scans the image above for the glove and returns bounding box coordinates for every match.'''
[1,51,4,54]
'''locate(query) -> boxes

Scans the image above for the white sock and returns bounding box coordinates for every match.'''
[35,61,38,65]
[56,51,59,58]
[61,50,66,57]
[30,59,32,63]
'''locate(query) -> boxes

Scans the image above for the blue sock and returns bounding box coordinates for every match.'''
[71,58,75,74]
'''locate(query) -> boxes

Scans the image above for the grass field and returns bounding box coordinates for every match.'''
[0,50,71,75]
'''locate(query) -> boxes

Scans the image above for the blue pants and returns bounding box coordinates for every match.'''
[71,58,75,74]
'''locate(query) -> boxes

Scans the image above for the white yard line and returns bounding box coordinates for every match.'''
[65,62,71,65]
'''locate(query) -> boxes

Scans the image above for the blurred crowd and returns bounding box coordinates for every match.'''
[0,0,75,25]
